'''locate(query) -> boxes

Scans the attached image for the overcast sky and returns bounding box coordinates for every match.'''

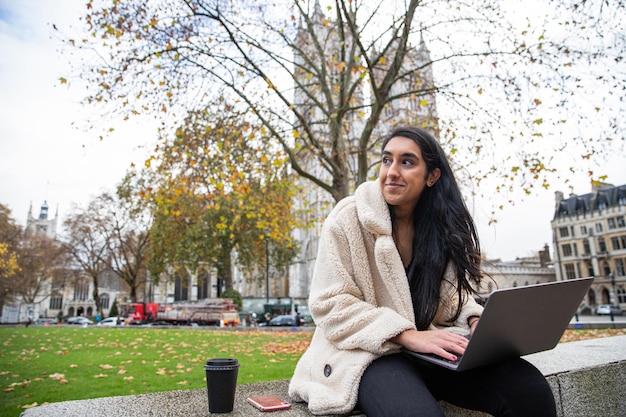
[1,1,625,262]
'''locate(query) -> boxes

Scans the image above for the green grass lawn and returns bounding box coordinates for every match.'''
[0,326,311,417]
[2,326,624,417]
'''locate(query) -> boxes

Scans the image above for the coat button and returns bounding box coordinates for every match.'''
[323,364,332,377]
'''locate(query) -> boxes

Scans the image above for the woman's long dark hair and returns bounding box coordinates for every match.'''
[382,127,482,330]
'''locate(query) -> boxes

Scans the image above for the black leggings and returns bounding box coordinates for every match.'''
[357,353,556,417]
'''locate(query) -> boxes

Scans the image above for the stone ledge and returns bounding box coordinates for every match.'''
[20,335,626,417]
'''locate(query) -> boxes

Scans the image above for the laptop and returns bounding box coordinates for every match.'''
[402,276,593,371]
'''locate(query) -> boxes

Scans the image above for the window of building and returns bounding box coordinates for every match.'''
[49,296,63,310]
[617,285,626,304]
[197,271,210,299]
[565,264,577,279]
[608,218,616,229]
[621,236,626,249]
[585,261,595,276]
[580,225,588,235]
[583,240,591,255]
[616,259,625,277]
[559,227,569,238]
[612,237,621,251]
[576,263,582,277]
[100,294,110,310]
[602,262,611,276]
[598,237,607,252]
[73,282,89,301]
[618,216,625,228]
[174,275,189,301]
[595,223,603,233]
[570,226,575,237]
[573,242,578,256]
[561,244,572,257]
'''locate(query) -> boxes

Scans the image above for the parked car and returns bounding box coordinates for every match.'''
[97,317,120,326]
[267,315,303,327]
[67,316,94,325]
[596,304,623,316]
[142,320,175,327]
[34,318,58,326]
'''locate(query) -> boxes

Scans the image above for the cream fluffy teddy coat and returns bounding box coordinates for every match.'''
[288,180,483,415]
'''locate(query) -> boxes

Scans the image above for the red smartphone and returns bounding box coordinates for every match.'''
[246,395,292,411]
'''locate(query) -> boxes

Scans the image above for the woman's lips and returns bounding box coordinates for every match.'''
[385,182,404,191]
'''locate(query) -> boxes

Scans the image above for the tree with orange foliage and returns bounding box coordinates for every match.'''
[144,106,301,291]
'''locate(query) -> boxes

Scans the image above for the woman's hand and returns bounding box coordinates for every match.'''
[391,329,469,362]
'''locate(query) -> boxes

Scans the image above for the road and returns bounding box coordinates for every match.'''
[569,313,626,329]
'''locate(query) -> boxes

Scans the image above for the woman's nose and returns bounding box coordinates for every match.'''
[387,161,400,178]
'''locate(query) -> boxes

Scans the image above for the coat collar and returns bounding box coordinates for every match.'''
[354,180,392,237]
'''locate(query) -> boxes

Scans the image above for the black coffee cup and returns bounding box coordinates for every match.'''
[204,358,240,413]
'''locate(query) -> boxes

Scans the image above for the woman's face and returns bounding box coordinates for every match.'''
[379,136,439,216]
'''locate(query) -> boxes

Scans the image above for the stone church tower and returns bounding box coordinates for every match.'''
[26,201,58,239]
[288,1,439,304]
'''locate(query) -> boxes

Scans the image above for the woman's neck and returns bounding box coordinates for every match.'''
[393,216,414,268]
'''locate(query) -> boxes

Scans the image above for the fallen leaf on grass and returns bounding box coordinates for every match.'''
[49,373,65,381]
[99,364,114,369]
[263,340,310,356]
[4,387,14,392]
[94,374,108,378]
[21,402,38,409]
[560,329,626,343]
[118,369,127,374]
[123,376,134,381]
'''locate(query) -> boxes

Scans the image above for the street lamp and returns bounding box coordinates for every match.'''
[609,272,616,323]
[265,232,270,304]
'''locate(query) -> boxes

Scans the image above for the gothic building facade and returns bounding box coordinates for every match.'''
[3,202,130,322]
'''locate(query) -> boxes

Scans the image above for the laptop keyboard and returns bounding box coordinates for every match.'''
[421,352,463,364]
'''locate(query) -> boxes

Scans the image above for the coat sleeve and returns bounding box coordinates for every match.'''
[308,207,415,355]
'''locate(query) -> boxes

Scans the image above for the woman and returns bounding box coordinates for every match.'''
[288,127,556,416]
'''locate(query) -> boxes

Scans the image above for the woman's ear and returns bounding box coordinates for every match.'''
[427,168,441,187]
